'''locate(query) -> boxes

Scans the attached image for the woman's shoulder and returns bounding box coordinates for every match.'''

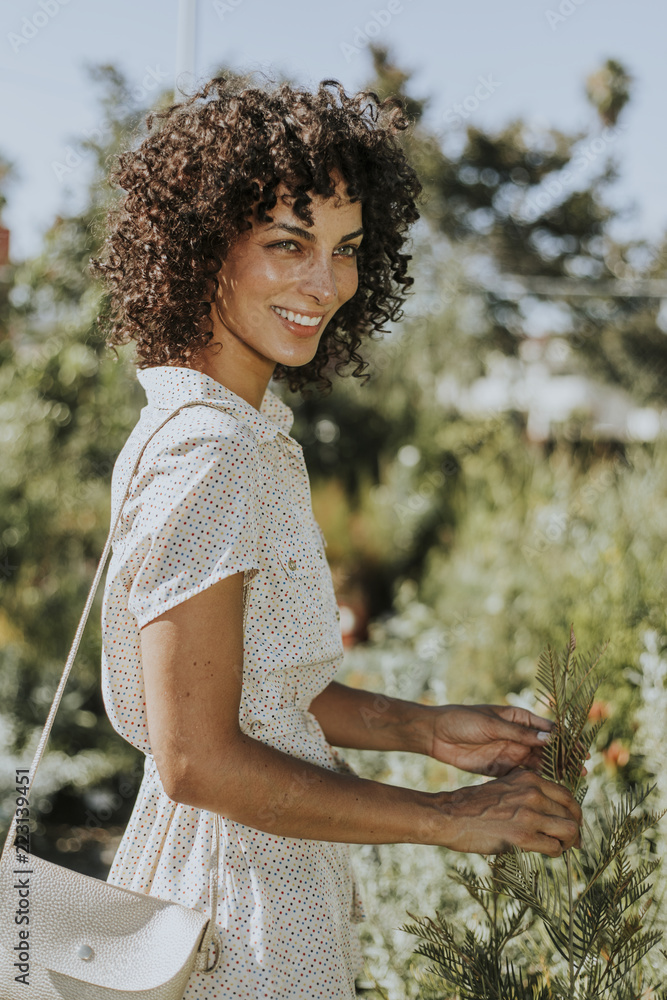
[145,400,259,452]
[111,403,261,521]
[123,402,258,471]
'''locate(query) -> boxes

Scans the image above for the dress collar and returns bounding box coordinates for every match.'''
[135,366,295,443]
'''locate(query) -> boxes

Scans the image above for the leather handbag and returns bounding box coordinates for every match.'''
[0,399,257,999]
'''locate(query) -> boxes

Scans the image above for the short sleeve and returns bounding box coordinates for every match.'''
[122,410,260,628]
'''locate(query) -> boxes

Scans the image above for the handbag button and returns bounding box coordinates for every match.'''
[78,944,94,961]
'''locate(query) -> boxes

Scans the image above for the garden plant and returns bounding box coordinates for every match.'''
[401,627,666,999]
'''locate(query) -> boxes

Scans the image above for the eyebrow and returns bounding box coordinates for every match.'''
[264,223,364,243]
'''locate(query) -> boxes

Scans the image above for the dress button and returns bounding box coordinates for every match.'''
[288,557,297,571]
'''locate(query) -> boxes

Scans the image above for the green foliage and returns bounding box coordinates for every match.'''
[535,627,606,799]
[339,427,667,994]
[402,882,546,1000]
[0,41,666,982]
[401,629,666,1000]
[585,59,633,128]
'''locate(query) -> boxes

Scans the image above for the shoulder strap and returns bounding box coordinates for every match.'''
[1,400,255,947]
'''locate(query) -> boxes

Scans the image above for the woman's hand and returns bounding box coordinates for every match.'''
[428,769,583,856]
[426,703,555,777]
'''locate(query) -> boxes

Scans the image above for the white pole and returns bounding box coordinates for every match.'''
[175,0,197,101]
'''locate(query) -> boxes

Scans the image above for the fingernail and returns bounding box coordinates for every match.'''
[537,731,551,741]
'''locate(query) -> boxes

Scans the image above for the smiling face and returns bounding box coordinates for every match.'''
[191,169,363,408]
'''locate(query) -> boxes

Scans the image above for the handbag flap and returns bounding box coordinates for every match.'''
[0,853,211,990]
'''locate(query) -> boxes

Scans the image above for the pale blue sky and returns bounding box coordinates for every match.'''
[0,0,664,262]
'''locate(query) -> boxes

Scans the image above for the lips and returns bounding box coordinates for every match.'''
[270,305,324,337]
[271,305,323,327]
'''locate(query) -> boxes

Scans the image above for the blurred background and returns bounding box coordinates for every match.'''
[1,1,667,995]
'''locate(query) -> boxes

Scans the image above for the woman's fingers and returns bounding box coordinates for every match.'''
[524,833,568,858]
[515,784,582,849]
[494,719,553,747]
[485,707,593,765]
[493,705,554,734]
[537,812,581,851]
[536,775,583,824]
[442,770,583,855]
[481,708,565,751]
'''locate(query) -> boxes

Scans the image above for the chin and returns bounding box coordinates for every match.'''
[270,343,321,369]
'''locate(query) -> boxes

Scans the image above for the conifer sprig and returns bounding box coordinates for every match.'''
[402,626,666,999]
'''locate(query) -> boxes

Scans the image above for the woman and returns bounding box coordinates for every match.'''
[91,75,581,998]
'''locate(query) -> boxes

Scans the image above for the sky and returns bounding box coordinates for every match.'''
[0,0,665,263]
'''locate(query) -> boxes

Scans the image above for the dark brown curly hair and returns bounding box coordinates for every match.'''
[89,73,423,395]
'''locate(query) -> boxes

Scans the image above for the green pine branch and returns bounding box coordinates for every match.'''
[402,625,666,999]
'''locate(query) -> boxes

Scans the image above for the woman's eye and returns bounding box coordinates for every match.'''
[268,241,359,257]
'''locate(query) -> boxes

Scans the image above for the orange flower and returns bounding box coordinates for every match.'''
[603,739,629,769]
[589,700,613,721]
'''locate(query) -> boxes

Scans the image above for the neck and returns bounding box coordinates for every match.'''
[185,334,276,412]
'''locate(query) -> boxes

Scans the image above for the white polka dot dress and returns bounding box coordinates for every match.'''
[101,366,366,998]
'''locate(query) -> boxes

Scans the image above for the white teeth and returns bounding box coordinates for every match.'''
[271,306,321,327]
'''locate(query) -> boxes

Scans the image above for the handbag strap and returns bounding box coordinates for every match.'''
[1,398,256,964]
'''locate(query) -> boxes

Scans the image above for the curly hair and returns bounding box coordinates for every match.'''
[89,73,423,395]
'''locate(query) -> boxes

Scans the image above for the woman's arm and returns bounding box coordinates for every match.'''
[139,572,582,856]
[308,680,435,755]
[309,683,561,780]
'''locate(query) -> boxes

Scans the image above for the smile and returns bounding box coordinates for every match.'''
[271,305,323,328]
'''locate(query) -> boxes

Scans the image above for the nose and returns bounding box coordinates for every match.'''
[297,252,338,305]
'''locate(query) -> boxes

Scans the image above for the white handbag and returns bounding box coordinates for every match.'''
[0,399,257,999]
